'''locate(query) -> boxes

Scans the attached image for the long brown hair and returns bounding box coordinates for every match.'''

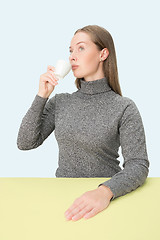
[73,25,122,96]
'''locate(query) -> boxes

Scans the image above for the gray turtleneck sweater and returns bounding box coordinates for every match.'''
[17,77,150,201]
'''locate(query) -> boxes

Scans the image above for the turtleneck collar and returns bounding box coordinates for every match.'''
[78,77,111,95]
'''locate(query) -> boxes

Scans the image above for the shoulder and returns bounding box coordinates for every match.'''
[108,90,137,109]
[111,92,139,112]
[55,92,71,99]
[49,92,71,103]
[113,92,136,107]
[109,92,142,122]
[113,95,143,127]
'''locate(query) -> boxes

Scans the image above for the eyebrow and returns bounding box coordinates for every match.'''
[69,41,87,49]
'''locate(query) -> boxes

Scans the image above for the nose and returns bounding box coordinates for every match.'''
[69,50,77,63]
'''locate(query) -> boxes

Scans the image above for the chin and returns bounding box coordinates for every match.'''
[73,73,84,79]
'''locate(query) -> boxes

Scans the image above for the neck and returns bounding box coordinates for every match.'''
[83,63,104,82]
[78,77,111,95]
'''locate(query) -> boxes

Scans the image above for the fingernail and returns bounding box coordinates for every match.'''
[66,216,71,220]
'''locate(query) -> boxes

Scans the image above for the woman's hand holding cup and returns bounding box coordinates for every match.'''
[38,65,59,98]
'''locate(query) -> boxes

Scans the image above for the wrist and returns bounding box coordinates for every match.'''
[37,92,49,99]
[98,185,114,201]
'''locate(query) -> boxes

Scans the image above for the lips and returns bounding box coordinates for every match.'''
[72,65,79,70]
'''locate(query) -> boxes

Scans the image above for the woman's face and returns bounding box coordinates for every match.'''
[69,32,108,81]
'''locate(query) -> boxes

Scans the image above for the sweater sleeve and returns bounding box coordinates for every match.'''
[17,94,56,150]
[98,98,150,201]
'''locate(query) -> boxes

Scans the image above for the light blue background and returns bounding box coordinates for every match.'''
[0,0,159,177]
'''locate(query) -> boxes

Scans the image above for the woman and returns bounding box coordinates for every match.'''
[17,25,150,221]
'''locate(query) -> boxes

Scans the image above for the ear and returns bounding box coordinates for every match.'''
[100,48,109,61]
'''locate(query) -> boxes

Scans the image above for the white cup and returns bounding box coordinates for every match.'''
[54,60,71,80]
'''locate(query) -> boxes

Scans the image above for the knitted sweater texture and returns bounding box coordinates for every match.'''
[17,77,150,200]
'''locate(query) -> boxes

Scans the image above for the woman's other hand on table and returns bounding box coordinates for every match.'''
[64,185,113,221]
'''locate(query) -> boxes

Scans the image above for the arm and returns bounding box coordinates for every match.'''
[98,99,150,201]
[17,94,56,150]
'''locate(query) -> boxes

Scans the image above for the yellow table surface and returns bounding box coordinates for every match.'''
[0,177,159,240]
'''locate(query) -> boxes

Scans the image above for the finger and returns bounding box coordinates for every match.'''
[47,73,58,84]
[65,198,83,215]
[44,77,57,86]
[47,71,59,81]
[71,205,93,221]
[83,208,98,219]
[47,69,56,76]
[47,65,55,72]
[65,202,83,219]
[65,201,86,218]
[52,72,59,81]
[46,78,56,86]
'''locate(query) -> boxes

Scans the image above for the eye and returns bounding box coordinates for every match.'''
[69,46,84,54]
[79,46,84,51]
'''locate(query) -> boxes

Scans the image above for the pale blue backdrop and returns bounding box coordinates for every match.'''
[0,0,159,177]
